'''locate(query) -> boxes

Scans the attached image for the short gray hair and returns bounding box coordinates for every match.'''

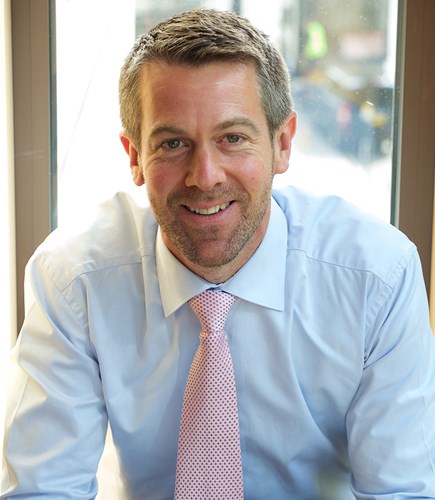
[119,8,293,149]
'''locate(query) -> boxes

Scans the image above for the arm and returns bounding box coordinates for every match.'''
[347,249,435,497]
[1,253,107,498]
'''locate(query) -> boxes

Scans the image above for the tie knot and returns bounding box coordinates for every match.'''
[189,290,237,333]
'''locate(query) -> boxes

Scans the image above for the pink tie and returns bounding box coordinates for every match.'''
[174,290,244,499]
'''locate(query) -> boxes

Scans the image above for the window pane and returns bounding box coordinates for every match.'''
[56,0,397,227]
[274,0,397,222]
[55,0,138,225]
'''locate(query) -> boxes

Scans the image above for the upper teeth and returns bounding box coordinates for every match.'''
[188,202,230,215]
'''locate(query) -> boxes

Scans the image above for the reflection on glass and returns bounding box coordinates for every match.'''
[290,1,394,164]
[277,0,397,222]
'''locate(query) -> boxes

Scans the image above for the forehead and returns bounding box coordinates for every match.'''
[140,62,259,102]
[138,61,266,128]
[140,59,260,94]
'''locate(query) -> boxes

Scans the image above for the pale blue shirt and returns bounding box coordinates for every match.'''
[2,186,435,499]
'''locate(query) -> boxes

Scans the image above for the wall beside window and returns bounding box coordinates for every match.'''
[0,0,17,443]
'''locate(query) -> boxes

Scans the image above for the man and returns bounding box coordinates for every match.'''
[2,8,435,499]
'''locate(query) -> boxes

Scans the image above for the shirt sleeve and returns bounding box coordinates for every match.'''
[1,253,108,498]
[346,248,435,497]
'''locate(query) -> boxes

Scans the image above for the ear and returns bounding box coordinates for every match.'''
[273,112,297,175]
[120,133,145,186]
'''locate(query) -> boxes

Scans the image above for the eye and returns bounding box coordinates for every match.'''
[224,134,243,144]
[161,138,185,150]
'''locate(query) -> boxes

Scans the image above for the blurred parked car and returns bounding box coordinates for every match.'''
[293,64,393,164]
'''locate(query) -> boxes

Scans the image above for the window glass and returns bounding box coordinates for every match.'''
[275,0,397,221]
[56,0,397,226]
[55,0,138,225]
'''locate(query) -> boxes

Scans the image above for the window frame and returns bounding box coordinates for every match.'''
[391,0,435,295]
[11,0,56,328]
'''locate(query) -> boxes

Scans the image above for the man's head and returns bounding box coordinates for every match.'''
[119,9,297,283]
[119,8,293,150]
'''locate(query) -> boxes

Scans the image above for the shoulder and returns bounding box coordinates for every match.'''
[28,192,157,291]
[272,186,416,288]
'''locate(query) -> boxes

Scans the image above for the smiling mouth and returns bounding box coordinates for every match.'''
[186,201,232,215]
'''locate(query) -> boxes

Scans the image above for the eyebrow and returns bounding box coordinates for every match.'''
[147,117,261,144]
[214,117,261,136]
[148,125,186,141]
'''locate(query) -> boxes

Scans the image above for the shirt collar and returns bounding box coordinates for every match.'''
[156,197,287,317]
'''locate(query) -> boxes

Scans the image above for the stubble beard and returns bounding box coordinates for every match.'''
[150,177,274,270]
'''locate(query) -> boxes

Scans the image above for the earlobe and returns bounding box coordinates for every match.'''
[120,133,145,186]
[274,112,297,175]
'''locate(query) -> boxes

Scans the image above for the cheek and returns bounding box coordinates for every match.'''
[234,158,273,188]
[144,164,182,194]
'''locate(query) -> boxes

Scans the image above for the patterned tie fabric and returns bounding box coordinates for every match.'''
[174,290,244,499]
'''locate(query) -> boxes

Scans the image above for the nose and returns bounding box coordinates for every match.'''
[185,145,226,191]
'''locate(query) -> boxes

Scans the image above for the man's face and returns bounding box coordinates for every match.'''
[123,61,295,282]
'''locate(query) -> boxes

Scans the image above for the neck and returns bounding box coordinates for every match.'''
[185,243,259,284]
